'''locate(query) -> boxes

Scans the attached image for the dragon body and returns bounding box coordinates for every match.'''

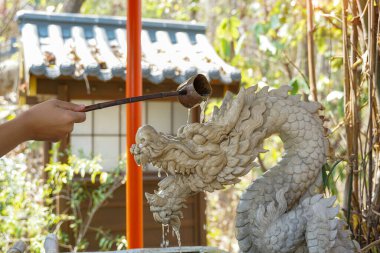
[131,85,357,252]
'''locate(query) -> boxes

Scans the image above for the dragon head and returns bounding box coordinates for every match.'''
[130,88,267,231]
[130,122,229,229]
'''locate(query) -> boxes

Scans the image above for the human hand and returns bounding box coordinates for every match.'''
[16,99,86,142]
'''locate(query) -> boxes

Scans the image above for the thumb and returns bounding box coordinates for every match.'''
[69,111,86,123]
[56,100,85,112]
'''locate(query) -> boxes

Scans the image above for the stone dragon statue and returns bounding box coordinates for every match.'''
[131,85,358,252]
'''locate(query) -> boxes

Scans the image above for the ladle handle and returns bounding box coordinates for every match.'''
[81,91,181,112]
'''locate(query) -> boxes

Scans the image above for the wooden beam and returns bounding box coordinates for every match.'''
[33,78,237,101]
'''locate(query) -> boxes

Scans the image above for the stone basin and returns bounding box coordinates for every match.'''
[80,247,228,253]
[8,235,230,253]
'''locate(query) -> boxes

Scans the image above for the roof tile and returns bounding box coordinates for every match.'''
[17,11,241,85]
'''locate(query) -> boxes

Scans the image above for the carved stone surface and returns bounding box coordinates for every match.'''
[131,86,359,253]
[125,246,228,252]
[44,233,59,253]
[7,241,26,253]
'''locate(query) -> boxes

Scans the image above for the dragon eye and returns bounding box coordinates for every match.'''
[193,134,206,145]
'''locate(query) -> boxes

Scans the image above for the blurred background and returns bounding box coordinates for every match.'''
[0,0,379,252]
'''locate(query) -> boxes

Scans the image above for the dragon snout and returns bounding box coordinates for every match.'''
[130,144,141,164]
[130,143,151,165]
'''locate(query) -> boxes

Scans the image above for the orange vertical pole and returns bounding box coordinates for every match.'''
[126,0,143,248]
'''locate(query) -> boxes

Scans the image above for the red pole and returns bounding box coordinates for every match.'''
[126,0,143,248]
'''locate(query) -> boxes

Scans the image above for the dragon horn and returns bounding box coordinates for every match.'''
[216,88,246,133]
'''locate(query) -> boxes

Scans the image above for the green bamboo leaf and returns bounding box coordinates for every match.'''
[289,78,299,95]
[327,160,342,180]
[322,163,329,191]
[235,33,246,55]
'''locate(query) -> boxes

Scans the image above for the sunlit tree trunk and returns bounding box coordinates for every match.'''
[62,0,86,13]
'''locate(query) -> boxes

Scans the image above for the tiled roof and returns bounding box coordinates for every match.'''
[16,11,241,85]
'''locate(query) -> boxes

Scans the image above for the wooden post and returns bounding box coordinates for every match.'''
[57,83,70,161]
[126,0,143,248]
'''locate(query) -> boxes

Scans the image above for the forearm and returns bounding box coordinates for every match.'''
[0,99,86,157]
[0,117,29,157]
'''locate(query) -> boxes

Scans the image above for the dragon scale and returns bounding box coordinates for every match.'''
[131,85,358,252]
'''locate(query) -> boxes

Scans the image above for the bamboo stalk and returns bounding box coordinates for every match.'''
[368,0,376,210]
[356,0,369,43]
[375,4,380,110]
[350,0,361,224]
[366,0,377,244]
[306,0,318,101]
[342,0,354,227]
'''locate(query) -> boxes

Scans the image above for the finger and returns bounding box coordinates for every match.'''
[56,100,85,112]
[69,111,86,123]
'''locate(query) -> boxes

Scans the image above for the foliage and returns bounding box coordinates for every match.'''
[44,145,127,252]
[143,0,200,21]
[81,0,125,15]
[0,153,51,252]
[0,144,126,252]
[322,160,344,197]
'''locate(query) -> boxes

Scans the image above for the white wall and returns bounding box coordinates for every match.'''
[71,100,188,170]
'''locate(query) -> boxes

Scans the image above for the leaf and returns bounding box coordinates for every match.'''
[258,35,276,54]
[327,160,342,181]
[330,57,343,71]
[220,38,231,59]
[352,213,360,231]
[235,33,246,55]
[270,15,281,29]
[322,163,329,191]
[6,113,16,121]
[289,78,299,95]
[100,172,108,184]
[91,172,98,184]
[80,167,85,178]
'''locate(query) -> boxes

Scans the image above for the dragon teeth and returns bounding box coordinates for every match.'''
[176,164,183,174]
[168,161,176,175]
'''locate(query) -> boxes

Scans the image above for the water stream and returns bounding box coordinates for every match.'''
[173,228,182,252]
[200,98,209,123]
[187,108,192,124]
[160,224,182,252]
[160,224,170,248]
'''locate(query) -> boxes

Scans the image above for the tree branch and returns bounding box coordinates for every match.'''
[62,0,86,13]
